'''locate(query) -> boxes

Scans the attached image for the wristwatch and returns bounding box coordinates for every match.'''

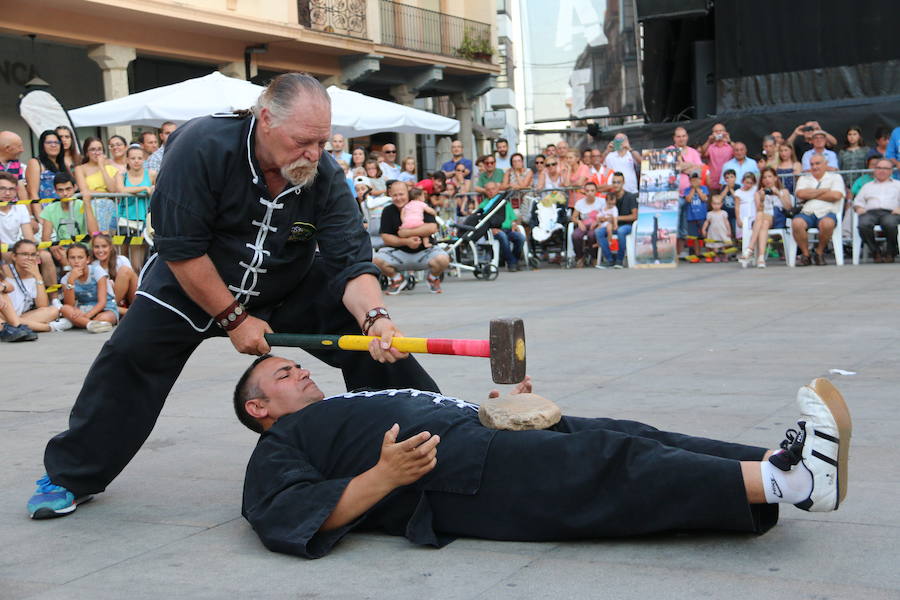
[65,283,75,290]
[362,307,390,335]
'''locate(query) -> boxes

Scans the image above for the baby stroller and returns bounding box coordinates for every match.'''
[437,191,514,281]
[525,190,569,267]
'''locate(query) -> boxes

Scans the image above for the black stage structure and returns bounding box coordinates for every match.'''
[601,0,900,149]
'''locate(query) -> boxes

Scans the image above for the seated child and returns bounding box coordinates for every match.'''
[399,187,437,248]
[59,243,118,334]
[596,192,619,240]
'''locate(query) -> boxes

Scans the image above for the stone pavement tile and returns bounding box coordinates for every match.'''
[0,579,55,599]
[540,518,900,590]
[50,519,540,600]
[472,556,900,600]
[0,514,203,585]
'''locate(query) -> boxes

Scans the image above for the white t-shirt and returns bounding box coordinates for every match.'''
[604,151,638,193]
[378,162,401,180]
[573,197,602,220]
[91,255,133,277]
[735,186,757,221]
[5,268,37,314]
[796,172,845,218]
[0,205,30,245]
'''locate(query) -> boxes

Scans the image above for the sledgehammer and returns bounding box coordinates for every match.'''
[264,318,526,384]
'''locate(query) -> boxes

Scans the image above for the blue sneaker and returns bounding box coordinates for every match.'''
[27,474,90,519]
[0,323,28,343]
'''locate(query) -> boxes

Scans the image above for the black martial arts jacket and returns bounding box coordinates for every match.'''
[144,112,379,332]
[241,389,496,559]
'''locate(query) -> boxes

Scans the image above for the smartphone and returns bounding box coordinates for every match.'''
[803,126,814,132]
[613,139,622,151]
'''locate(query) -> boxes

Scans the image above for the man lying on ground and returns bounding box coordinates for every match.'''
[232,355,852,559]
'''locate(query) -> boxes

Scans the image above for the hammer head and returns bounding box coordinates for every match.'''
[489,318,526,384]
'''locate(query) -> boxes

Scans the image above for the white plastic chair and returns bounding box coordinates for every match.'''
[851,211,900,264]
[741,215,792,263]
[785,199,845,267]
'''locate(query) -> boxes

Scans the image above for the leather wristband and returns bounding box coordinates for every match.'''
[362,307,390,335]
[215,300,248,331]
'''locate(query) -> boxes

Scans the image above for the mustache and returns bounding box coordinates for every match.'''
[281,157,318,188]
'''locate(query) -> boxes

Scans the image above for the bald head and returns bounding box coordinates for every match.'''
[0,131,24,160]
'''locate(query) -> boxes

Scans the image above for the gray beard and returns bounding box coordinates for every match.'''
[281,160,319,188]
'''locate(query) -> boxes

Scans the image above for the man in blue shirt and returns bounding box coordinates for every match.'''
[719,142,760,187]
[801,130,839,172]
[884,126,900,180]
[441,139,473,180]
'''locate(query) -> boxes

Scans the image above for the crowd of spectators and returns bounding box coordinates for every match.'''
[0,122,172,342]
[4,117,900,337]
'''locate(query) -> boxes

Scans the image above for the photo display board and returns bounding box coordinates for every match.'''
[633,148,679,268]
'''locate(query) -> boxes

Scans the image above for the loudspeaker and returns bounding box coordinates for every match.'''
[692,40,716,118]
[636,0,709,21]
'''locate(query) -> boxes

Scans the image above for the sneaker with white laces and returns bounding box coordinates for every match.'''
[776,379,852,512]
[385,274,408,296]
[48,318,74,332]
[86,320,113,334]
[27,474,93,519]
[426,274,442,294]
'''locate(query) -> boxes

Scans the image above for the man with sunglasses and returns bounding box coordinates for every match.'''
[378,143,401,180]
[236,355,852,559]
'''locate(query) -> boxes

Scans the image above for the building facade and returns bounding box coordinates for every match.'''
[1,0,498,165]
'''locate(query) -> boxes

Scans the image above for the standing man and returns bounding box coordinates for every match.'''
[601,134,641,193]
[0,131,28,203]
[145,121,177,172]
[378,143,401,180]
[668,127,703,258]
[494,138,511,170]
[329,133,352,165]
[441,140,473,180]
[373,180,450,295]
[800,130,839,171]
[594,172,639,269]
[27,73,439,520]
[719,143,760,187]
[791,154,845,266]
[138,131,160,159]
[700,123,733,193]
[474,155,503,195]
[853,159,900,262]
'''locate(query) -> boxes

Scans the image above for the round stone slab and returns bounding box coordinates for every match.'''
[478,393,562,430]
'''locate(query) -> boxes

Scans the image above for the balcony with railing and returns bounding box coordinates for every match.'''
[380,0,493,62]
[297,0,368,39]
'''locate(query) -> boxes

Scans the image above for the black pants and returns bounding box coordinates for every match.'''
[429,416,777,540]
[858,209,900,256]
[45,262,439,497]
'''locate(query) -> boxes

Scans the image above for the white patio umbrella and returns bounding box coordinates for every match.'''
[69,72,459,136]
[326,86,459,137]
[69,72,264,128]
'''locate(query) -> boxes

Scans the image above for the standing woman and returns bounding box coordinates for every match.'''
[74,137,120,233]
[502,152,534,191]
[838,127,868,191]
[398,156,418,184]
[90,233,137,316]
[54,126,81,172]
[107,135,129,174]
[758,135,779,170]
[350,146,367,173]
[115,145,155,268]
[774,144,802,195]
[25,130,68,222]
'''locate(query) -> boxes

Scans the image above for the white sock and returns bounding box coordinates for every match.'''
[760,461,812,504]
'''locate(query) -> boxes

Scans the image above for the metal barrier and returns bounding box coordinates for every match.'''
[0,192,150,255]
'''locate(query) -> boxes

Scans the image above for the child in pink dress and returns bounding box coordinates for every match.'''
[399,187,437,247]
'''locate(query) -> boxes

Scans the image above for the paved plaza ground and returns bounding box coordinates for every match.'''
[2,262,899,599]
